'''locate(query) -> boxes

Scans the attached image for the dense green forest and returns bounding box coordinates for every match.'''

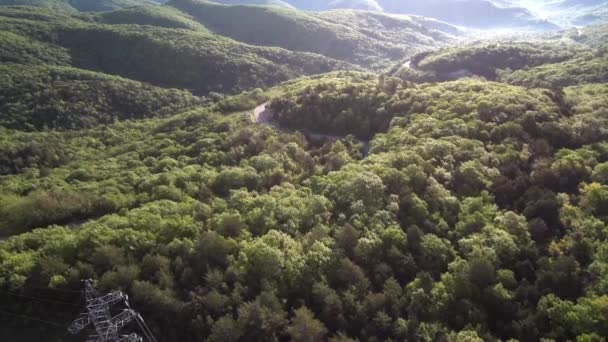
[1,2,608,342]
[0,5,352,96]
[211,0,560,30]
[391,25,608,88]
[0,0,165,12]
[169,0,458,69]
[0,64,203,130]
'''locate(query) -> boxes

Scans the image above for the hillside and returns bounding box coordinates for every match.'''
[211,0,561,30]
[376,0,558,30]
[0,0,160,11]
[539,0,608,26]
[1,69,608,341]
[407,41,587,80]
[327,0,382,11]
[0,63,203,130]
[1,2,608,342]
[170,0,458,69]
[0,6,352,95]
[389,25,608,87]
[96,4,208,30]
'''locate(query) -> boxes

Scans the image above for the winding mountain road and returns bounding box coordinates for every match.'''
[253,102,272,124]
[251,102,371,156]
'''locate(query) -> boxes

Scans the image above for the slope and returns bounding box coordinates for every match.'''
[1,72,607,342]
[376,0,559,30]
[0,6,353,95]
[210,0,559,30]
[170,0,458,69]
[96,4,208,30]
[0,63,203,131]
[0,0,159,12]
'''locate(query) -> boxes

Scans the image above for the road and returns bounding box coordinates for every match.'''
[253,102,272,124]
[251,103,371,156]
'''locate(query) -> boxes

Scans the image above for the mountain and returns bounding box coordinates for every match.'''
[0,63,204,130]
[0,6,352,95]
[205,0,295,8]
[0,0,162,12]
[507,0,608,26]
[327,0,382,11]
[96,4,209,30]
[2,56,608,342]
[552,0,608,26]
[210,0,560,30]
[377,0,558,29]
[170,0,459,69]
[2,2,608,342]
[390,24,608,87]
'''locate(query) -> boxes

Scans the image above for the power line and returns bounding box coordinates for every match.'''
[0,308,65,328]
[28,286,82,293]
[0,289,81,307]
[138,315,158,342]
[3,285,82,295]
[143,321,157,342]
[135,316,155,342]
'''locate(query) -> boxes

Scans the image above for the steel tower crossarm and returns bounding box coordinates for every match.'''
[118,333,143,342]
[109,309,138,330]
[68,312,92,334]
[68,280,148,342]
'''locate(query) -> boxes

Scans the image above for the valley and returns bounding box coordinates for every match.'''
[0,1,607,342]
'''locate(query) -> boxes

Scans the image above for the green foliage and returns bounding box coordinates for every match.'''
[1,3,608,342]
[0,0,75,11]
[0,0,161,12]
[0,6,352,96]
[270,72,559,140]
[416,41,583,79]
[170,0,457,69]
[0,64,202,130]
[287,306,328,341]
[55,23,350,95]
[214,88,269,113]
[499,54,608,88]
[0,30,70,65]
[97,5,208,30]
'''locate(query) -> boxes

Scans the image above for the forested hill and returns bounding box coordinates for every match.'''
[0,5,353,99]
[169,0,458,69]
[210,0,560,30]
[1,2,608,342]
[0,0,165,12]
[388,24,608,88]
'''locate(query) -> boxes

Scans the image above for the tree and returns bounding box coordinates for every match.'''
[287,306,328,342]
[208,315,243,342]
[236,292,288,341]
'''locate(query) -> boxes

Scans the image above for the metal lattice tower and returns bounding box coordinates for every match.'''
[68,280,154,342]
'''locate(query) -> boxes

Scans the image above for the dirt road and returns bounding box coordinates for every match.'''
[251,102,371,156]
[253,102,272,124]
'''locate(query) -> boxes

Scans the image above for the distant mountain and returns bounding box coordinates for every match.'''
[170,0,458,69]
[0,6,351,95]
[327,0,382,11]
[507,0,608,26]
[204,0,294,8]
[376,0,558,29]
[549,0,608,26]
[209,0,560,30]
[0,0,163,12]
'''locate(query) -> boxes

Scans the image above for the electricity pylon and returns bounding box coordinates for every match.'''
[68,280,145,342]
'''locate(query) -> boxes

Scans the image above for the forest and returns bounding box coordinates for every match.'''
[1,1,608,342]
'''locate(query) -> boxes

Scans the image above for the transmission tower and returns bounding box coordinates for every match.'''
[68,280,156,342]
